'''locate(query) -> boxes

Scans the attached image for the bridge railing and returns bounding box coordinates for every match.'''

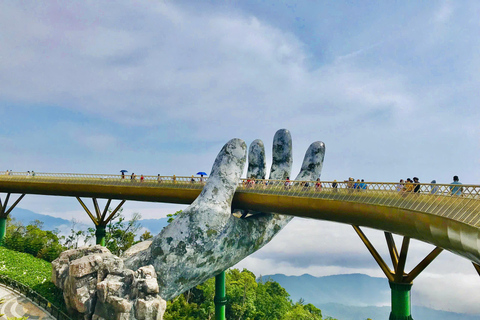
[236,179,480,227]
[1,172,480,226]
[0,171,208,189]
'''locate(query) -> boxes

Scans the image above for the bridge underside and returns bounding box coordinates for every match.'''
[232,193,480,266]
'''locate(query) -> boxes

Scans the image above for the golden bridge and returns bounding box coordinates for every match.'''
[1,171,479,320]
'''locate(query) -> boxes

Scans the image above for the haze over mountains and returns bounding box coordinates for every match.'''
[264,274,480,320]
[10,207,170,236]
[10,208,480,320]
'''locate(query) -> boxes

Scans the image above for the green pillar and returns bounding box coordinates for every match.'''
[95,225,106,246]
[0,217,6,245]
[214,271,227,320]
[389,281,413,320]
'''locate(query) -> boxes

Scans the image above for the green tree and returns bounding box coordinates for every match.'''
[62,219,91,249]
[282,302,323,320]
[88,210,142,255]
[166,210,183,223]
[226,268,258,319]
[4,218,64,262]
[139,230,153,241]
[255,279,292,319]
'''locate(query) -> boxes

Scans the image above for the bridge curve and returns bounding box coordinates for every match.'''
[1,172,480,265]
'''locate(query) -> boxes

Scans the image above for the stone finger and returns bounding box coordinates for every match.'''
[247,139,266,179]
[269,129,293,180]
[295,141,326,181]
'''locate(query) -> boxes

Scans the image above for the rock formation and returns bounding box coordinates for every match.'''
[52,246,166,320]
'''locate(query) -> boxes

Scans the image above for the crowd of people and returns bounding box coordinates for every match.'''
[394,176,463,196]
[240,175,465,197]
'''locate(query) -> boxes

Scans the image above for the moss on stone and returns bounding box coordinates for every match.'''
[206,229,218,237]
[174,241,187,256]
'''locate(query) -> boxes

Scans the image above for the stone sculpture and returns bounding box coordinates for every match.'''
[52,245,166,320]
[52,129,325,319]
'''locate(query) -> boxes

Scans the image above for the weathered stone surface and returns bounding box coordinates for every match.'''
[52,246,166,320]
[247,139,266,179]
[52,246,111,290]
[124,129,326,300]
[52,246,124,318]
[269,129,293,180]
[123,241,152,260]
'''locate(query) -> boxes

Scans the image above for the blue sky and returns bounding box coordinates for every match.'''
[1,0,480,315]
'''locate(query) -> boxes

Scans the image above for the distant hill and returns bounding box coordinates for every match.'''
[9,208,76,232]
[262,273,389,307]
[8,207,169,236]
[263,274,480,320]
[318,303,480,320]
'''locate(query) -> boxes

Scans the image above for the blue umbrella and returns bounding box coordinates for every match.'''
[196,172,208,176]
[120,170,128,173]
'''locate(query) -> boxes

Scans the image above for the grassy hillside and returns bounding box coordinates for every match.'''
[0,246,65,310]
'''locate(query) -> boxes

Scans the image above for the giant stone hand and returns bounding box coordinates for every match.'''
[124,129,325,300]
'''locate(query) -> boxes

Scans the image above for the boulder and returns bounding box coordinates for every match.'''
[52,246,166,320]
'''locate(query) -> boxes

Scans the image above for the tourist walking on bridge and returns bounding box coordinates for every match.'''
[450,176,463,196]
[430,180,439,194]
[413,177,421,193]
[404,178,414,193]
[396,179,404,192]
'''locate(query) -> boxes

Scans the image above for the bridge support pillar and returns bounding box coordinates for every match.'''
[0,217,6,245]
[389,281,413,320]
[76,197,126,248]
[214,270,227,320]
[95,225,107,246]
[0,193,26,245]
[353,226,442,320]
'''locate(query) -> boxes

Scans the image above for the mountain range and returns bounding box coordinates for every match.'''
[9,207,170,235]
[263,273,480,320]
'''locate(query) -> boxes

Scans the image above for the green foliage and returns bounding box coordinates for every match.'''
[0,246,65,311]
[166,210,183,223]
[86,210,142,256]
[4,218,64,262]
[282,302,323,320]
[62,219,92,250]
[165,268,333,320]
[139,230,153,241]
